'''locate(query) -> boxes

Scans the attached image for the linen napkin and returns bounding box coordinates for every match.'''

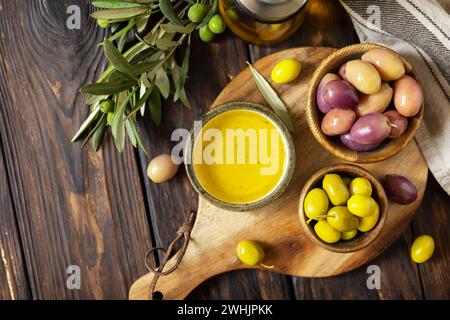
[339,0,450,195]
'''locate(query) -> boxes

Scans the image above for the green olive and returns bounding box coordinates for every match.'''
[326,206,359,232]
[188,3,208,23]
[100,99,114,113]
[208,14,226,34]
[341,229,358,240]
[322,174,350,206]
[199,25,215,42]
[347,195,377,217]
[411,235,435,263]
[314,220,340,244]
[349,177,372,196]
[236,240,265,266]
[357,202,379,232]
[304,188,329,220]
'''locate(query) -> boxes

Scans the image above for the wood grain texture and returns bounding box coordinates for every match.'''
[0,140,30,299]
[129,47,428,300]
[135,32,296,300]
[0,0,153,299]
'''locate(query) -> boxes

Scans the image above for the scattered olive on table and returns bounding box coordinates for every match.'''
[411,235,435,263]
[316,47,423,152]
[147,154,180,183]
[236,240,274,269]
[305,173,381,244]
[383,174,418,204]
[271,58,302,84]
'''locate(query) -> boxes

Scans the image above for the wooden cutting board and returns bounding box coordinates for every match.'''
[129,47,428,300]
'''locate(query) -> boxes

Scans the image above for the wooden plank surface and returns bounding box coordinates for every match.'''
[0,0,154,299]
[0,139,31,299]
[0,0,449,300]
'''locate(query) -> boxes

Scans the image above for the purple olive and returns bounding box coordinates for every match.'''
[317,73,340,113]
[383,174,418,204]
[340,133,380,152]
[339,63,347,80]
[384,110,408,138]
[350,112,391,145]
[323,80,359,109]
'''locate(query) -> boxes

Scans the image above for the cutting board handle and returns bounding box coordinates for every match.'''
[130,236,239,300]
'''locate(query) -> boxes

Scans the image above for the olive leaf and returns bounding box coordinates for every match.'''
[161,22,196,34]
[103,38,138,80]
[137,15,151,33]
[124,0,157,4]
[92,0,144,9]
[174,35,190,101]
[125,118,138,147]
[155,67,170,99]
[171,63,191,108]
[126,84,153,118]
[247,63,295,132]
[159,0,182,25]
[149,87,162,125]
[128,118,149,155]
[92,116,108,151]
[80,80,135,95]
[156,38,179,50]
[71,103,101,142]
[81,113,107,148]
[91,7,149,20]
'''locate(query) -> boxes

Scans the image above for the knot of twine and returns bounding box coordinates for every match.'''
[145,211,197,299]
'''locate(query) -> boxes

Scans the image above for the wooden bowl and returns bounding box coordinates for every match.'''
[298,164,388,253]
[306,43,424,163]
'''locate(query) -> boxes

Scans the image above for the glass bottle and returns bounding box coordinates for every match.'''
[219,0,309,45]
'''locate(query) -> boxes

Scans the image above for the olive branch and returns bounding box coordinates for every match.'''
[72,0,218,155]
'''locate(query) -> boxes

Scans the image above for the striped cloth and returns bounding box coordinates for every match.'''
[340,0,450,195]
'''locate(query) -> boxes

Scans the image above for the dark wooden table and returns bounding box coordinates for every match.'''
[0,0,449,300]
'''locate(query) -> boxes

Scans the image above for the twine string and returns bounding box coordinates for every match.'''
[145,211,197,299]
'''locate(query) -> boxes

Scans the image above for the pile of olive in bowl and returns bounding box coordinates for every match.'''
[306,44,424,163]
[298,164,388,253]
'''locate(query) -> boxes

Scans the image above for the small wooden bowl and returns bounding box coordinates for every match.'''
[306,43,424,163]
[298,164,388,253]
